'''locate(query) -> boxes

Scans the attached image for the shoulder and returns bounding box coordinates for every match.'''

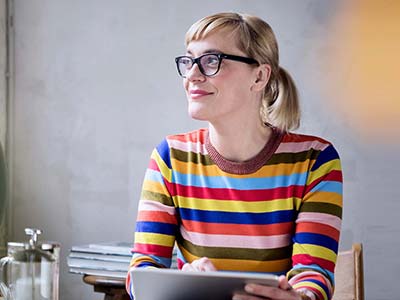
[154,128,207,159]
[279,131,338,153]
[165,128,208,145]
[278,132,341,169]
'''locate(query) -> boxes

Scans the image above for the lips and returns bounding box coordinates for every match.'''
[189,89,213,99]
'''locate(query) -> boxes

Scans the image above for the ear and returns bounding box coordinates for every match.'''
[251,64,271,92]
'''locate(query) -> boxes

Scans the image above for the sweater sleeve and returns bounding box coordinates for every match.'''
[287,143,343,300]
[126,139,179,298]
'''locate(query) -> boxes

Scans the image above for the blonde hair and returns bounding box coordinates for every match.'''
[185,12,300,132]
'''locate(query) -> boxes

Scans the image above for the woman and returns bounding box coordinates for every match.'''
[126,12,342,300]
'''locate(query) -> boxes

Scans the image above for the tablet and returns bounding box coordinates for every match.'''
[131,268,279,300]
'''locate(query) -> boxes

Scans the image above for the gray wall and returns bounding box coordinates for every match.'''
[0,0,8,257]
[0,0,6,149]
[7,1,399,299]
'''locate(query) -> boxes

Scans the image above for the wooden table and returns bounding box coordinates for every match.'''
[83,275,130,300]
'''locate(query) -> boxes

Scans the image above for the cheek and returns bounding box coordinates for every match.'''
[215,76,248,98]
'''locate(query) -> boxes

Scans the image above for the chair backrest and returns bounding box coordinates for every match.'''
[332,243,364,300]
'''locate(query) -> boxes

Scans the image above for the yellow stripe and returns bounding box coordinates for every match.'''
[308,159,341,184]
[172,159,312,178]
[293,244,337,263]
[135,232,175,247]
[302,191,342,205]
[131,257,163,268]
[152,150,172,182]
[176,196,301,213]
[180,247,291,273]
[293,197,302,210]
[293,281,328,300]
[142,180,169,195]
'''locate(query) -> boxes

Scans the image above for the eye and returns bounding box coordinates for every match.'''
[179,57,192,67]
[203,55,219,67]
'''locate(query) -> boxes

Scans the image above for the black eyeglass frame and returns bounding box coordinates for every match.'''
[175,53,259,77]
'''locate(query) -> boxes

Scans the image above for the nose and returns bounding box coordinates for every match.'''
[185,62,206,82]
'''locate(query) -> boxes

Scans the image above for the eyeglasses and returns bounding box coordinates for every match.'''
[175,53,259,78]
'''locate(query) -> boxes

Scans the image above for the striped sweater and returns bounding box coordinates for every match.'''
[127,127,342,300]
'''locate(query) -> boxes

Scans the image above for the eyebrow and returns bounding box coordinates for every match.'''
[186,49,223,56]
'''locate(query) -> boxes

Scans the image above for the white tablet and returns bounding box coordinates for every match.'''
[131,268,279,300]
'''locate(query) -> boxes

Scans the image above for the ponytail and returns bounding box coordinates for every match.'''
[261,66,300,132]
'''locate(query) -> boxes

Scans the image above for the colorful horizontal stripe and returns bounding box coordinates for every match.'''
[127,128,342,300]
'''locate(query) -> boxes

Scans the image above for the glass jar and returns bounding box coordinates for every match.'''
[0,228,59,300]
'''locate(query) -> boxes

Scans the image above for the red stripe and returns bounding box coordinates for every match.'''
[166,182,305,201]
[308,286,324,300]
[282,134,329,144]
[125,275,131,295]
[302,274,326,282]
[137,211,178,224]
[305,170,342,195]
[133,243,172,258]
[183,220,294,235]
[296,222,340,241]
[301,274,332,299]
[167,129,207,144]
[177,258,185,269]
[292,254,335,273]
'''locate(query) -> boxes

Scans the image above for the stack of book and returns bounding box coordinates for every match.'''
[67,241,133,279]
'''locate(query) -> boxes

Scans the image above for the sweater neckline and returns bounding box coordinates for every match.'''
[205,126,284,175]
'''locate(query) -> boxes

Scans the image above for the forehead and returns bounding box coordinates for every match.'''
[186,29,242,56]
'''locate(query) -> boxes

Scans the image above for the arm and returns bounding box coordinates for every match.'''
[233,143,342,300]
[126,140,179,298]
[287,143,343,300]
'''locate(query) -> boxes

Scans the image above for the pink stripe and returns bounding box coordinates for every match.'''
[168,139,208,155]
[180,227,291,249]
[296,212,341,231]
[139,200,176,215]
[289,271,333,296]
[276,141,329,154]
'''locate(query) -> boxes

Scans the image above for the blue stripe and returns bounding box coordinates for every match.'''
[145,169,165,183]
[310,181,342,194]
[176,248,186,263]
[129,282,134,300]
[149,254,172,268]
[133,254,173,268]
[136,221,177,235]
[171,170,308,190]
[308,278,331,299]
[156,139,171,169]
[136,261,157,268]
[179,208,294,224]
[311,145,339,171]
[294,233,338,253]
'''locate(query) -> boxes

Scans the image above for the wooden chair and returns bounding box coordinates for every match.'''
[332,243,364,300]
[83,275,130,300]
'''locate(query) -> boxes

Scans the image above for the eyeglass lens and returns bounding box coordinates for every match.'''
[177,54,221,77]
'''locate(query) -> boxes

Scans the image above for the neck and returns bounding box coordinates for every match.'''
[208,119,272,162]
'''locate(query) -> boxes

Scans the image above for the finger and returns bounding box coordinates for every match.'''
[244,283,298,300]
[192,257,217,271]
[181,263,195,272]
[182,257,217,272]
[232,291,269,300]
[278,275,293,291]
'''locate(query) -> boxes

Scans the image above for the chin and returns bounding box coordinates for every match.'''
[189,112,209,121]
[188,107,210,121]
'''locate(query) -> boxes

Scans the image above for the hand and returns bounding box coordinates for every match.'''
[181,257,217,272]
[232,275,305,300]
